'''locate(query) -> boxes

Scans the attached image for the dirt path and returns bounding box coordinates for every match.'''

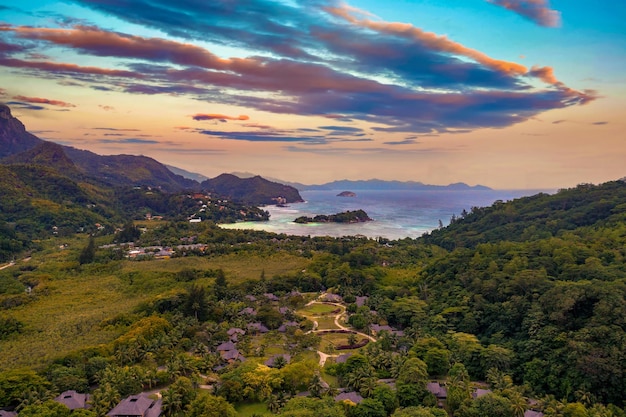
[0,261,15,271]
[316,350,337,367]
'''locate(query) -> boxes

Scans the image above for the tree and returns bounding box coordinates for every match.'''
[373,384,398,415]
[17,400,71,417]
[397,358,428,386]
[352,398,386,417]
[213,269,228,300]
[424,348,450,377]
[162,376,196,416]
[187,393,237,417]
[0,369,50,408]
[466,394,514,417]
[183,285,209,321]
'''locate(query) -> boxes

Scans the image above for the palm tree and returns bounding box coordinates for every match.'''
[161,388,184,417]
[359,377,379,398]
[308,374,325,398]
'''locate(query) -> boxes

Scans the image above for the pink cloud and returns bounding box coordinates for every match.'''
[192,113,250,121]
[488,0,561,27]
[13,95,76,107]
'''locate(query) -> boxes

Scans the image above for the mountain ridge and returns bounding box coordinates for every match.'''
[0,104,302,203]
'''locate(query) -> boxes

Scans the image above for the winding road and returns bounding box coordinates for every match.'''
[304,297,377,366]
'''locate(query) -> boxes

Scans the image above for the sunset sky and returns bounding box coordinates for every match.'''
[1,0,624,189]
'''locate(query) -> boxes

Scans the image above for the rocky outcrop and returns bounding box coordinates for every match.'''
[0,104,43,158]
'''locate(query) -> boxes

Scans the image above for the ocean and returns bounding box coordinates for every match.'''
[220,189,552,240]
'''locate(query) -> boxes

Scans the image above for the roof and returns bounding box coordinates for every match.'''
[264,293,279,301]
[371,324,393,333]
[334,391,363,404]
[277,321,299,332]
[426,382,447,398]
[239,307,257,316]
[323,293,342,302]
[335,353,352,364]
[217,341,237,351]
[524,411,544,417]
[221,349,244,361]
[355,296,368,307]
[107,393,162,417]
[54,390,90,410]
[247,322,269,333]
[227,327,245,335]
[265,354,291,367]
[473,388,493,398]
[0,411,18,417]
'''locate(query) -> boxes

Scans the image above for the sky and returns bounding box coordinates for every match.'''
[0,0,624,189]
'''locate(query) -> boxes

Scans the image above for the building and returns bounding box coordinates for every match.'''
[107,393,162,417]
[54,390,90,410]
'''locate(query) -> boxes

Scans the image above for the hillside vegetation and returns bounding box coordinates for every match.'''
[1,180,626,417]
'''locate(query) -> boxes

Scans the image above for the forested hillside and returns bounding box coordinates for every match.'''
[1,180,626,417]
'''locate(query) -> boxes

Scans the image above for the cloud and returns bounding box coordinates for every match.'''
[92,127,141,132]
[384,137,420,145]
[97,138,160,144]
[592,121,608,125]
[192,113,250,121]
[487,0,561,27]
[5,100,46,110]
[12,95,76,107]
[0,1,594,134]
[99,105,114,111]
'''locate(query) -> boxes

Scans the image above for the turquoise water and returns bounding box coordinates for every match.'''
[220,189,550,240]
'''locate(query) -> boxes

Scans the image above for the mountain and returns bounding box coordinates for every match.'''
[166,165,209,182]
[201,173,303,205]
[0,105,303,202]
[63,147,198,192]
[0,104,43,158]
[3,141,81,176]
[291,179,491,191]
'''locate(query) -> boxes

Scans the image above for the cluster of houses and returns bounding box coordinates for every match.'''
[99,242,208,260]
[0,390,161,417]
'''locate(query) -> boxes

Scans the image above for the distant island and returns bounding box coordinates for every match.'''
[294,209,372,224]
[337,191,356,197]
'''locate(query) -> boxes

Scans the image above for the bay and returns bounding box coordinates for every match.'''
[220,189,552,240]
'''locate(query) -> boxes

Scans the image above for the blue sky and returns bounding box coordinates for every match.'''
[0,0,624,188]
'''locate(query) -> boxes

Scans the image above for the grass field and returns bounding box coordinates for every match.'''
[235,402,271,416]
[0,239,310,371]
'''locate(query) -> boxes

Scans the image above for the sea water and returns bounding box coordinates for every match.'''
[220,189,551,240]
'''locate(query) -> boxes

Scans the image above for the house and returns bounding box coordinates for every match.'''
[370,324,393,334]
[426,382,447,399]
[355,296,368,307]
[239,307,257,316]
[107,393,162,417]
[221,349,245,362]
[54,390,90,410]
[335,353,352,364]
[323,293,343,303]
[277,321,299,332]
[227,328,245,341]
[472,388,492,398]
[247,322,269,334]
[264,293,280,302]
[334,391,363,404]
[265,354,291,367]
[217,341,237,351]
